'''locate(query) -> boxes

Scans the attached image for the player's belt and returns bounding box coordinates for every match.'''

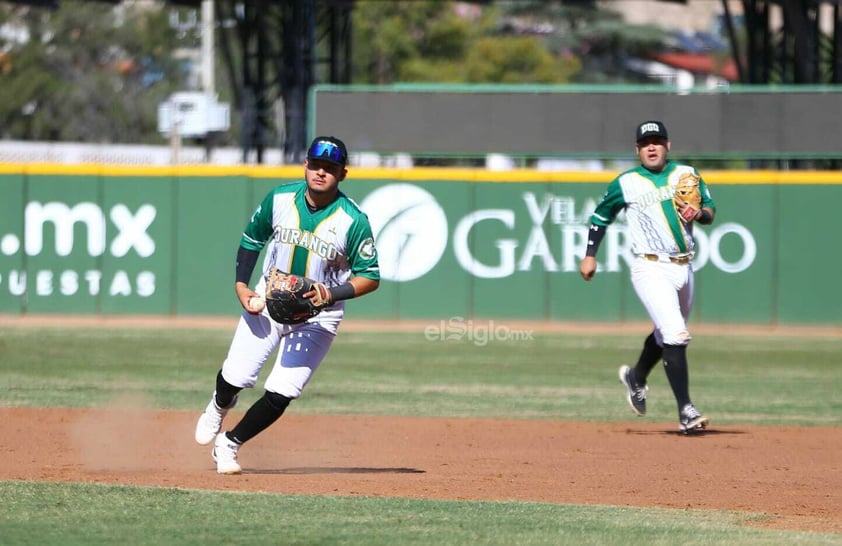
[641,253,693,264]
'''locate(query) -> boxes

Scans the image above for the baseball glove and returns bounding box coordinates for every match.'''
[264,267,320,324]
[674,172,702,222]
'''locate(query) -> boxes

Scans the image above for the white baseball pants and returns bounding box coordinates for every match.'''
[630,257,694,346]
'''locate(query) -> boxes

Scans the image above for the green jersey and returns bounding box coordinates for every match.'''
[590,161,716,256]
[242,181,380,290]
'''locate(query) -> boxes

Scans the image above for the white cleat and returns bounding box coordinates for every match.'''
[212,432,242,475]
[194,394,237,445]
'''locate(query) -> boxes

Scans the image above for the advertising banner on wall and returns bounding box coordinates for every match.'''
[350,176,765,323]
[0,167,838,325]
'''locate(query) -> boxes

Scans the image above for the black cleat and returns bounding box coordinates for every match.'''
[619,365,648,416]
[679,404,709,434]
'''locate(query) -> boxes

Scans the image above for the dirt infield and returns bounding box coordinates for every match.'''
[1,407,839,534]
[2,315,840,535]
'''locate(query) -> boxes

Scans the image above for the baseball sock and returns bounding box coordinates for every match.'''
[227,390,291,445]
[214,370,242,408]
[661,344,691,409]
[633,332,663,385]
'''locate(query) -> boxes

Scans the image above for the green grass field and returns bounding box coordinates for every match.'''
[0,324,840,545]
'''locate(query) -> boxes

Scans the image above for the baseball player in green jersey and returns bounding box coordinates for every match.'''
[195,136,380,473]
[579,121,716,434]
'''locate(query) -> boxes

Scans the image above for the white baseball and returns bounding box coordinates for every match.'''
[248,296,265,312]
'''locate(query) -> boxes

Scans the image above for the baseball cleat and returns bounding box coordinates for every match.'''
[212,432,242,475]
[194,393,238,445]
[679,404,709,434]
[619,365,648,416]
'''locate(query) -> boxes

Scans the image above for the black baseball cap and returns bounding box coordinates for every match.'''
[307,136,348,166]
[635,121,669,143]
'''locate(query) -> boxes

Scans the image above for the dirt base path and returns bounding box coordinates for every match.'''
[3,314,841,338]
[2,407,839,534]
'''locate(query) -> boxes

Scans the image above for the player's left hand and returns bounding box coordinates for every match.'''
[674,198,700,223]
[304,282,332,308]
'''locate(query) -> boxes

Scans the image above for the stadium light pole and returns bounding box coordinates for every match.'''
[200,0,215,163]
[201,0,215,96]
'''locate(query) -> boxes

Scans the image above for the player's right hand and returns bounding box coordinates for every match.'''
[579,256,597,281]
[235,282,261,313]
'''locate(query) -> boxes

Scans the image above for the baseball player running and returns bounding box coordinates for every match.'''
[195,135,380,473]
[579,120,716,434]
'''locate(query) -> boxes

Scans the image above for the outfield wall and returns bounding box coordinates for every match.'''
[311,84,842,160]
[0,164,838,325]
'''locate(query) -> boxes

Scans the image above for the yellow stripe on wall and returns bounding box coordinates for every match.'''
[2,163,842,184]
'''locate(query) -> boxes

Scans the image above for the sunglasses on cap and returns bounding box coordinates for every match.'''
[307,140,346,165]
